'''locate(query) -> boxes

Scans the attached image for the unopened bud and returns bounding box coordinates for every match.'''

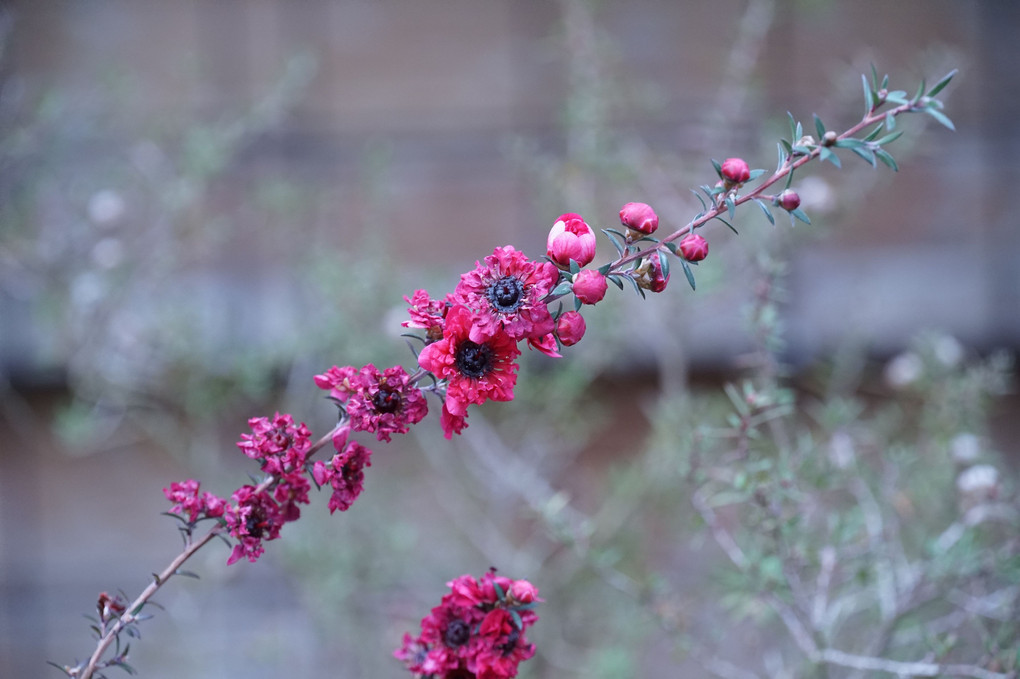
[778,189,801,212]
[678,234,709,262]
[619,201,658,236]
[572,269,607,305]
[720,157,751,184]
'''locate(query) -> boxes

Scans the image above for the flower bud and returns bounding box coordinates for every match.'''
[619,201,658,235]
[547,213,597,268]
[572,269,607,305]
[778,189,800,212]
[556,311,586,346]
[678,233,708,262]
[720,157,750,184]
[635,255,669,293]
[510,579,541,604]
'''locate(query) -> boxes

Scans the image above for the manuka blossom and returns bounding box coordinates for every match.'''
[720,156,751,184]
[225,486,284,565]
[236,412,313,476]
[396,570,540,679]
[163,479,226,523]
[619,201,659,235]
[571,269,607,305]
[417,305,520,424]
[312,439,373,513]
[403,288,451,343]
[555,311,585,347]
[454,245,557,342]
[317,364,428,442]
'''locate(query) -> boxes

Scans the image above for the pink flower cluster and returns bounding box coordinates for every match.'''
[395,571,540,679]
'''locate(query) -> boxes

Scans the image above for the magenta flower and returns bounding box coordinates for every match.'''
[320,363,428,443]
[454,245,557,342]
[572,269,608,305]
[556,311,586,347]
[418,305,521,419]
[403,288,451,342]
[547,212,597,268]
[619,201,659,235]
[312,439,373,513]
[396,571,541,679]
[164,480,226,523]
[237,412,313,476]
[225,486,284,565]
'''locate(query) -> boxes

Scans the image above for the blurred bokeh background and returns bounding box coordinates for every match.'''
[1,1,1018,677]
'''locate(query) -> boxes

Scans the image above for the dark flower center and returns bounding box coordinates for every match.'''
[455,340,494,378]
[245,505,268,538]
[500,628,521,655]
[444,619,471,648]
[372,387,402,414]
[487,276,524,313]
[268,428,292,451]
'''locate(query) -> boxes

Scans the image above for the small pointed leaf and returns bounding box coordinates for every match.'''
[874,129,904,146]
[790,208,811,225]
[813,113,825,138]
[927,69,957,97]
[874,148,899,171]
[715,216,739,235]
[925,107,955,131]
[753,198,775,225]
[657,249,670,282]
[680,258,696,291]
[747,168,766,181]
[819,147,841,168]
[849,146,876,166]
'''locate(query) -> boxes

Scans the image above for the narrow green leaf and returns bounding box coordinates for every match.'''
[573,296,583,311]
[791,145,812,156]
[174,569,200,579]
[874,129,904,146]
[833,138,867,149]
[813,113,825,138]
[597,262,611,276]
[715,216,739,235]
[795,119,803,140]
[753,198,775,225]
[776,142,787,172]
[849,146,876,166]
[657,249,670,282]
[790,208,811,225]
[787,111,798,141]
[913,77,927,104]
[874,148,899,171]
[568,258,580,275]
[493,581,506,601]
[663,241,678,255]
[880,72,889,91]
[680,257,696,291]
[862,73,873,113]
[624,274,646,299]
[710,157,723,178]
[870,64,879,89]
[784,166,795,189]
[819,146,841,168]
[690,189,708,211]
[600,229,625,258]
[884,111,896,132]
[927,69,957,97]
[925,107,956,131]
[747,168,766,181]
[607,274,625,290]
[550,281,573,297]
[725,196,736,221]
[863,122,885,142]
[780,138,793,155]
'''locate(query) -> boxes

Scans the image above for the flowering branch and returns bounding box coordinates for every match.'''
[58,67,963,679]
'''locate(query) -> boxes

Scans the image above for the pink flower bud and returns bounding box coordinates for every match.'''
[572,269,607,305]
[720,157,750,184]
[679,234,708,262]
[547,213,597,268]
[510,579,541,604]
[619,202,658,235]
[778,189,801,212]
[556,311,586,346]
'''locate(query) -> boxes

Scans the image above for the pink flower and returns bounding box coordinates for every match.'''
[454,245,557,342]
[572,269,607,305]
[721,157,751,184]
[330,364,429,443]
[313,365,359,402]
[237,413,312,476]
[778,189,801,211]
[619,201,658,235]
[556,311,586,346]
[393,633,429,674]
[546,213,597,268]
[225,486,284,565]
[312,439,373,513]
[418,305,520,419]
[419,602,484,672]
[272,469,311,522]
[509,579,541,605]
[679,233,709,262]
[636,253,670,293]
[164,479,226,523]
[402,289,451,343]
